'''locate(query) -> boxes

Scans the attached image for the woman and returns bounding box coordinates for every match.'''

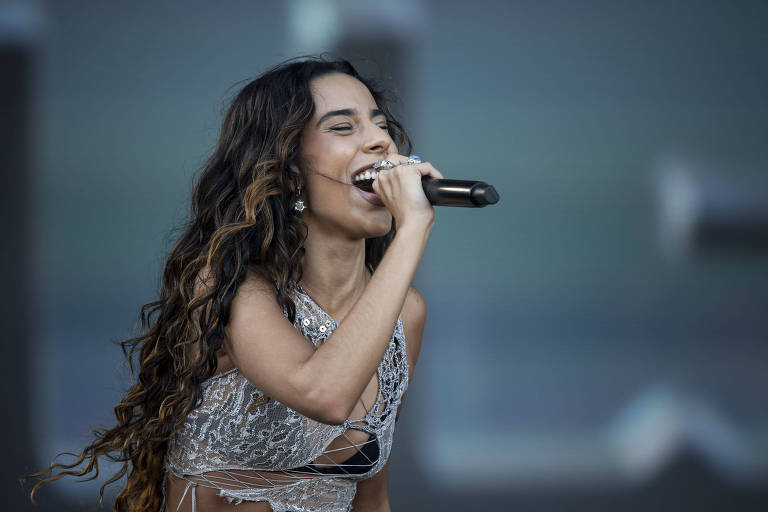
[27,57,442,512]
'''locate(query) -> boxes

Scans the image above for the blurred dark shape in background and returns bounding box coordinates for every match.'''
[1,2,37,510]
[3,1,767,510]
[657,160,768,255]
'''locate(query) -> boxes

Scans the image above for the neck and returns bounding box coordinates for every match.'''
[299,221,371,322]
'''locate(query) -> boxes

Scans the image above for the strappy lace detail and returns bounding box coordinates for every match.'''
[163,285,408,511]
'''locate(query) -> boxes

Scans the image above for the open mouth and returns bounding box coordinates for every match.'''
[351,168,380,193]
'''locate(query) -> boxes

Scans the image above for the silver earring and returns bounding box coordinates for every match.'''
[294,185,306,213]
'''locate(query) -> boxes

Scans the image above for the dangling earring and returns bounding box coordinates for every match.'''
[294,184,306,213]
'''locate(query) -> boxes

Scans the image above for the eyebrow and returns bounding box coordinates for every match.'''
[315,108,386,127]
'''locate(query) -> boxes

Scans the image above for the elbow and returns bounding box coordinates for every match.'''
[318,410,349,426]
[291,360,353,425]
[303,386,352,426]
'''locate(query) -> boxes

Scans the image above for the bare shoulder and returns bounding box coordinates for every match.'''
[227,268,290,332]
[400,286,428,379]
[192,263,276,298]
[238,266,277,294]
[193,263,274,293]
[194,265,277,374]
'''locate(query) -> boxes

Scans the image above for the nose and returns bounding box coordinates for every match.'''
[362,121,393,154]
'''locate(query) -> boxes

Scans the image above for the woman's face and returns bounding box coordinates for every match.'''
[297,72,396,240]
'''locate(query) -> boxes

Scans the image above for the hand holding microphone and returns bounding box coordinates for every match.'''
[370,154,443,228]
[373,155,500,208]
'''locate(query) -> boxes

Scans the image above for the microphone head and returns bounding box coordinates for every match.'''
[483,185,500,204]
[471,183,500,206]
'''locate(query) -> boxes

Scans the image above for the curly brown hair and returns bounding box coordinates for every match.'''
[24,56,411,512]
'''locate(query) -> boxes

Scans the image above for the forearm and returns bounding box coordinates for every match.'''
[298,220,432,421]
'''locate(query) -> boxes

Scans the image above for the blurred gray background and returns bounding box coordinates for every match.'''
[3,0,767,510]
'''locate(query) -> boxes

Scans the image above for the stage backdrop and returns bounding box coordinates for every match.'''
[8,1,768,510]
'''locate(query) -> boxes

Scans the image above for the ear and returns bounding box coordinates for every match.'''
[289,162,305,182]
[288,162,303,194]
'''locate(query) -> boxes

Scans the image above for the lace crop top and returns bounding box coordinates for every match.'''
[163,284,409,512]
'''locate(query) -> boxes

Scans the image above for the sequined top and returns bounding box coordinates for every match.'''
[163,284,409,512]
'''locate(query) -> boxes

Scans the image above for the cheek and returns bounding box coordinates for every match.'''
[301,134,355,173]
[306,174,346,205]
[307,184,393,234]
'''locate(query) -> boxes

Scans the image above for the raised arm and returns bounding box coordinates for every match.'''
[223,222,430,424]
[223,159,441,425]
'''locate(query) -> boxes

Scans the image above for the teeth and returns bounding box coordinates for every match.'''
[353,169,379,182]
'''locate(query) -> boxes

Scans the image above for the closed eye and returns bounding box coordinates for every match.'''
[328,123,387,132]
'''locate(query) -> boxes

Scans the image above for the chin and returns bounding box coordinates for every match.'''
[361,214,393,239]
[366,228,392,239]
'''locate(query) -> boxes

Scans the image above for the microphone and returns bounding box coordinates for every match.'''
[421,177,500,207]
[311,164,500,207]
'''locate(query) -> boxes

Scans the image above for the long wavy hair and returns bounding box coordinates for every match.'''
[25,56,411,512]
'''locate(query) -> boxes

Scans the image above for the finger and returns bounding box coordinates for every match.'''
[413,162,444,180]
[388,155,444,180]
[371,167,390,192]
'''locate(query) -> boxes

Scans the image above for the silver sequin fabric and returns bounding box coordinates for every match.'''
[164,285,409,511]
